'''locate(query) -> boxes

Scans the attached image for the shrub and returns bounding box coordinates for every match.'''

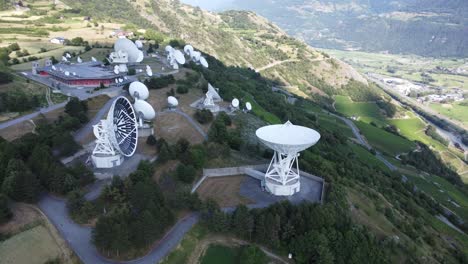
[194,109,213,124]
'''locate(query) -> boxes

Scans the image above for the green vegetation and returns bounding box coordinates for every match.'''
[335,95,385,124]
[430,102,468,126]
[356,121,415,155]
[160,225,208,264]
[201,245,239,264]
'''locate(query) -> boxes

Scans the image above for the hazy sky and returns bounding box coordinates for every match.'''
[180,0,233,11]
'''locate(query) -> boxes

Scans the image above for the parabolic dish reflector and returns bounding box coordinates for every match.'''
[246,102,252,111]
[107,97,138,157]
[184,45,194,55]
[134,99,156,120]
[114,38,141,63]
[135,40,143,49]
[232,98,239,108]
[129,81,149,100]
[191,51,201,61]
[199,57,209,68]
[173,50,186,64]
[256,121,320,155]
[168,96,178,106]
[165,45,174,53]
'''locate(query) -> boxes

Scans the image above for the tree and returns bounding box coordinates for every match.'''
[175,164,196,184]
[239,245,268,264]
[144,29,164,44]
[2,159,40,202]
[194,109,213,124]
[65,97,88,123]
[146,135,157,146]
[0,193,12,223]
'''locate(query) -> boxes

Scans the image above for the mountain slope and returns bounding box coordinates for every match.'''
[62,0,369,101]
[224,0,468,57]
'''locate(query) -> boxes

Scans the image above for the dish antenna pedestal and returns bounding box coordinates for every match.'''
[256,121,320,196]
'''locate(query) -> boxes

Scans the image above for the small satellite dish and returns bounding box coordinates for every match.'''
[172,63,179,70]
[146,67,153,77]
[62,56,68,62]
[64,71,70,76]
[135,40,143,49]
[115,79,119,84]
[199,57,209,68]
[77,56,82,63]
[134,99,156,120]
[173,50,186,65]
[183,45,194,55]
[114,65,120,74]
[91,57,97,62]
[168,96,178,107]
[129,81,149,100]
[246,102,252,111]
[138,69,143,73]
[165,45,174,53]
[65,53,71,58]
[124,76,128,80]
[119,78,123,83]
[72,72,76,76]
[191,51,201,61]
[51,65,57,70]
[232,98,239,108]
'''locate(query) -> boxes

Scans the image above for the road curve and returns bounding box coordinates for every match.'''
[38,193,199,264]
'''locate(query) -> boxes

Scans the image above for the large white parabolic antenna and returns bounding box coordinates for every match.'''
[256,121,320,196]
[173,50,186,65]
[191,51,201,62]
[184,45,194,55]
[165,45,174,53]
[231,98,239,108]
[92,96,138,168]
[114,38,142,63]
[135,40,143,49]
[129,81,149,100]
[134,99,156,121]
[199,57,209,68]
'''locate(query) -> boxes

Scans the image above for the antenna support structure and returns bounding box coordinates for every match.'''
[264,149,301,196]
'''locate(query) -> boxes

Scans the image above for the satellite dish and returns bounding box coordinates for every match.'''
[114,66,120,74]
[65,53,71,58]
[191,51,201,61]
[184,45,194,55]
[51,65,57,70]
[246,102,252,111]
[134,99,156,120]
[64,71,70,76]
[168,96,178,107]
[115,79,119,84]
[62,56,68,62]
[129,81,149,100]
[199,57,209,68]
[172,63,179,70]
[173,50,186,65]
[77,56,82,63]
[107,97,138,156]
[136,51,144,63]
[255,121,320,196]
[72,72,76,76]
[91,57,97,62]
[114,38,141,63]
[146,67,153,77]
[119,78,123,83]
[135,40,143,49]
[232,98,239,108]
[124,76,128,80]
[165,45,174,53]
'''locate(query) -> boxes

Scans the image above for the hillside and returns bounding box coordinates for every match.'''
[222,0,468,57]
[61,0,368,100]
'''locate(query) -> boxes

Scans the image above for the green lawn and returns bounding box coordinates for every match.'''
[335,95,385,124]
[244,93,281,124]
[430,102,468,126]
[355,121,415,156]
[349,143,391,173]
[201,244,239,264]
[160,225,208,264]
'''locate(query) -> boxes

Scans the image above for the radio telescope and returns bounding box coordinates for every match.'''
[199,57,209,68]
[146,65,153,76]
[256,121,320,196]
[183,45,194,55]
[231,98,239,109]
[91,57,97,62]
[62,56,68,62]
[245,102,252,112]
[173,50,186,65]
[191,51,201,62]
[92,96,138,168]
[133,99,156,127]
[129,81,149,100]
[77,56,82,63]
[168,96,178,108]
[113,65,120,74]
[109,38,144,72]
[65,53,71,59]
[135,40,143,49]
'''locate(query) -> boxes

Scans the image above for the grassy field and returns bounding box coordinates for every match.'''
[334,95,385,124]
[429,102,468,127]
[200,244,239,264]
[355,121,415,155]
[349,143,392,173]
[243,93,281,124]
[160,225,208,264]
[0,225,63,264]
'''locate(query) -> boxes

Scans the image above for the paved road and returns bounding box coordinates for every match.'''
[0,101,68,130]
[38,192,199,264]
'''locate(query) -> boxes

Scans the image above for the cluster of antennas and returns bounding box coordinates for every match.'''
[108,37,144,72]
[165,44,209,70]
[230,98,252,112]
[202,83,222,112]
[129,81,156,130]
[60,53,97,64]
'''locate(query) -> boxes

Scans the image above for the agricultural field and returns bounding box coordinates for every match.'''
[334,95,385,124]
[322,49,468,90]
[200,245,240,264]
[429,102,468,127]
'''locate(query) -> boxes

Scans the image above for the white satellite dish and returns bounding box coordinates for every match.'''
[115,79,119,84]
[199,57,209,68]
[168,96,178,107]
[191,51,201,61]
[173,50,186,65]
[64,71,70,76]
[134,99,156,120]
[118,78,123,83]
[51,65,57,70]
[246,102,252,111]
[62,56,68,62]
[77,56,82,63]
[172,63,179,70]
[91,57,97,62]
[65,53,71,58]
[72,72,76,76]
[135,40,143,49]
[114,68,120,74]
[114,38,141,63]
[146,67,153,77]
[165,45,174,53]
[138,69,143,73]
[124,76,128,80]
[92,96,138,168]
[256,121,320,196]
[183,45,194,55]
[232,98,239,108]
[129,81,149,100]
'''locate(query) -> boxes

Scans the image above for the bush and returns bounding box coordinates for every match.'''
[175,164,196,184]
[194,109,213,124]
[176,84,189,94]
[144,75,175,89]
[146,135,157,146]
